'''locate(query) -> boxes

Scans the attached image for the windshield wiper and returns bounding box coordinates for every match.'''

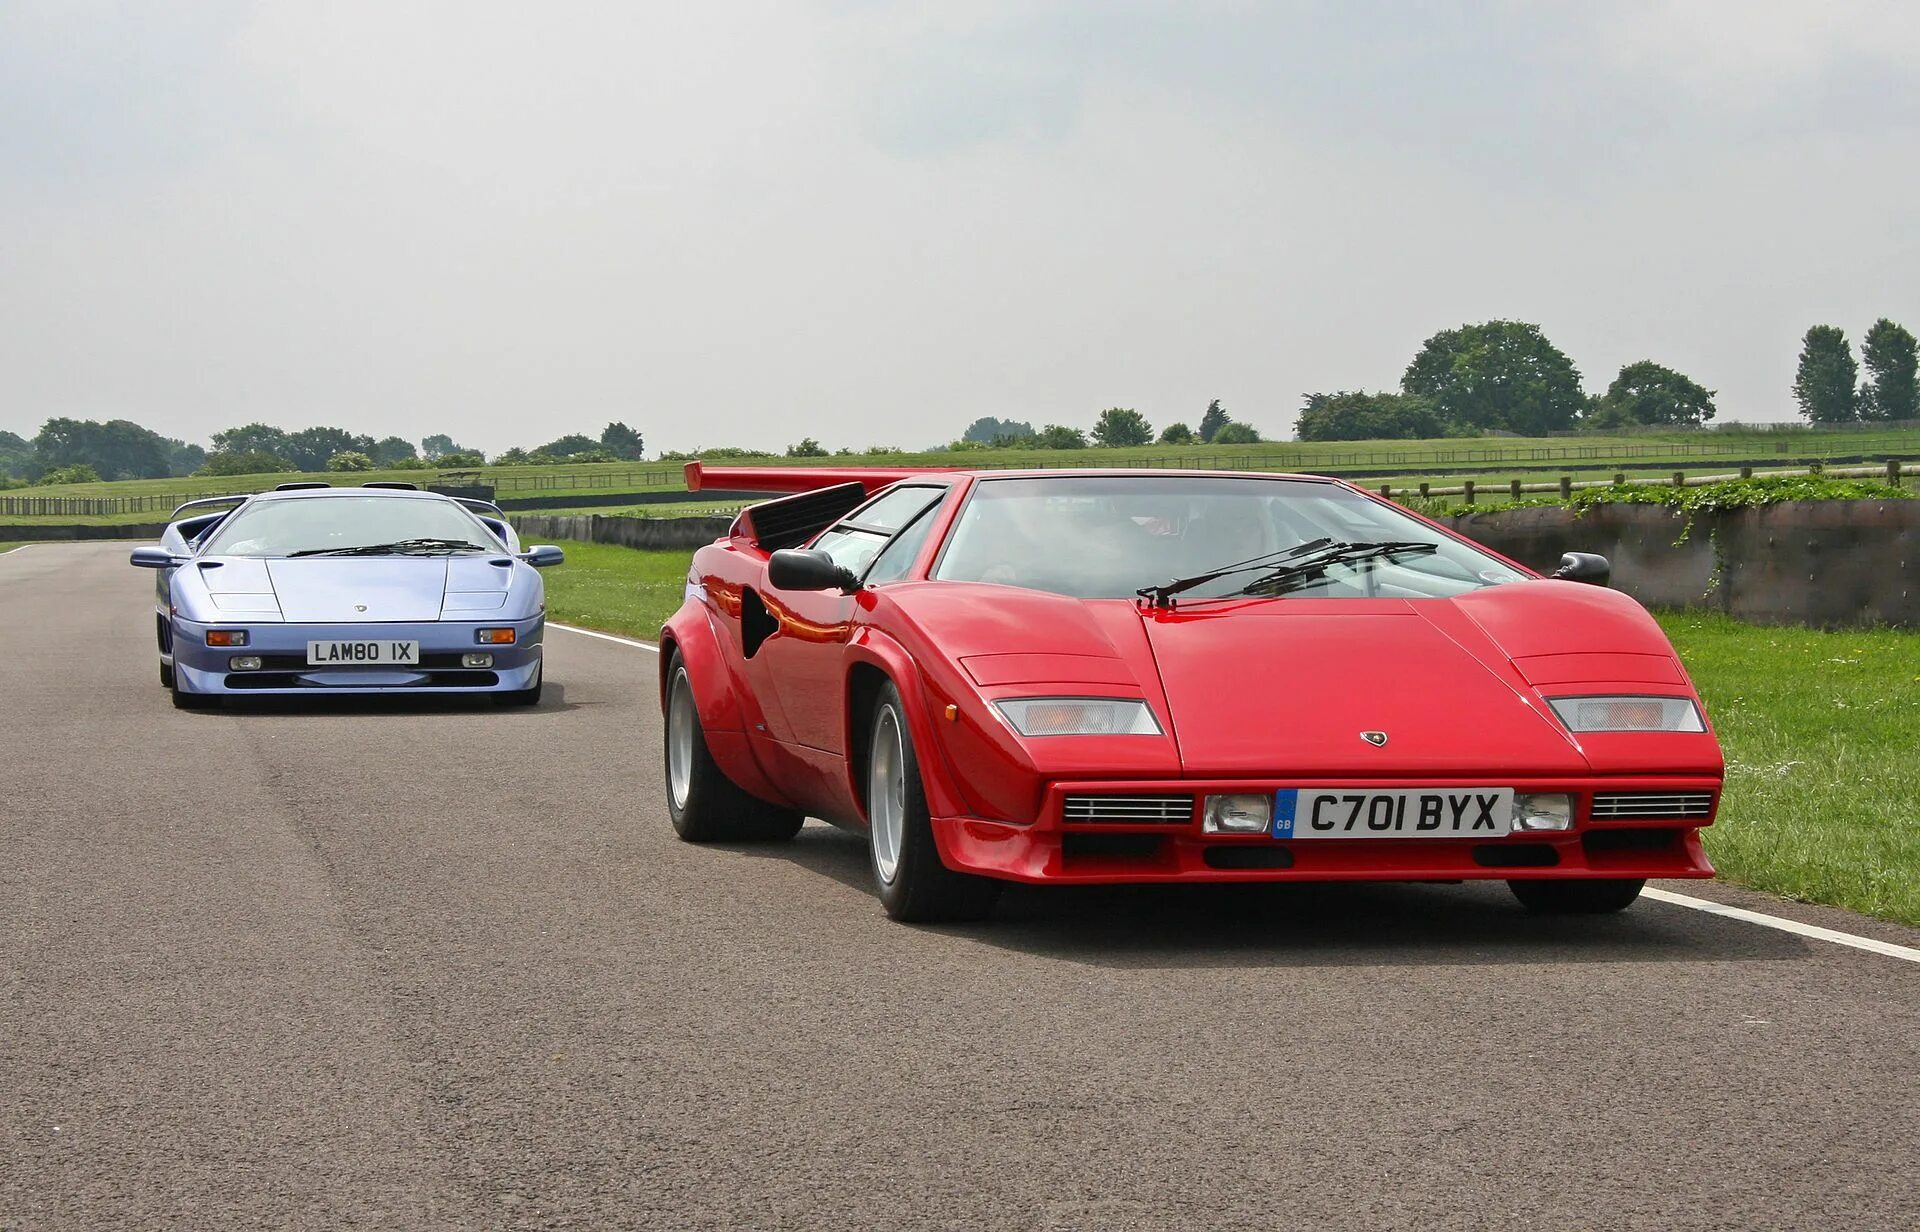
[290,537,490,558]
[1235,540,1439,599]
[1137,537,1334,608]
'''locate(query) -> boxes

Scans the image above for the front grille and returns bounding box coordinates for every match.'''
[1062,794,1195,824]
[224,671,499,689]
[1591,792,1715,820]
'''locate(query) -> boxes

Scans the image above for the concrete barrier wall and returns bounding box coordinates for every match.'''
[1451,500,1918,628]
[509,514,734,551]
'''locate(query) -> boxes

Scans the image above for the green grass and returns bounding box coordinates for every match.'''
[539,540,1920,925]
[540,541,692,641]
[1659,613,1920,926]
[0,541,40,553]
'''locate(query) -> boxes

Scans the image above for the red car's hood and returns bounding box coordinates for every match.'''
[1140,599,1590,777]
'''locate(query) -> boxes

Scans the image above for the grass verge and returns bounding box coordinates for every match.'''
[540,541,1920,925]
[1658,613,1920,926]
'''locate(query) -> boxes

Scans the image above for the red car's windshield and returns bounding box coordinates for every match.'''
[933,475,1524,600]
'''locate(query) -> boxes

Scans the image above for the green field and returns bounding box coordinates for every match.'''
[7,424,1919,526]
[543,543,1920,926]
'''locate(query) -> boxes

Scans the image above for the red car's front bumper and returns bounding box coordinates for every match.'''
[931,777,1719,885]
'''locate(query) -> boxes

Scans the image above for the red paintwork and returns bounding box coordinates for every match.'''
[660,466,1723,886]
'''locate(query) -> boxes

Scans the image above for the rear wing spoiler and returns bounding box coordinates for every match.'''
[169,494,253,520]
[454,496,506,517]
[684,461,957,496]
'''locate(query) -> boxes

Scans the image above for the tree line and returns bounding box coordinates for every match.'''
[1,419,648,486]
[1294,317,1917,442]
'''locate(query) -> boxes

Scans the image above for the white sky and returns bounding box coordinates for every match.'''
[3,1,1916,454]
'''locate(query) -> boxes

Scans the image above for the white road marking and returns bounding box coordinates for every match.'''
[1,544,39,556]
[549,622,660,652]
[1643,887,1920,964]
[548,616,1920,964]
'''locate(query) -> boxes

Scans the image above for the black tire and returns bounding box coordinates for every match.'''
[866,681,1001,923]
[1507,877,1646,914]
[159,662,175,689]
[664,653,802,842]
[170,674,215,710]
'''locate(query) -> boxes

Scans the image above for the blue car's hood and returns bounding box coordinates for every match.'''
[191,556,516,621]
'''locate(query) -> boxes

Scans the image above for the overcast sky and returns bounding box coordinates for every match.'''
[3,1,1916,454]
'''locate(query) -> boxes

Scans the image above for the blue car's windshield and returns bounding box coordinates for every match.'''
[200,496,501,558]
[933,475,1525,600]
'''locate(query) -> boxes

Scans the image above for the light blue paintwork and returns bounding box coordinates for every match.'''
[130,487,563,701]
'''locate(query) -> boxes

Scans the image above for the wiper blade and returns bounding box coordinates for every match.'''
[1137,538,1334,608]
[290,537,489,557]
[1236,540,1439,598]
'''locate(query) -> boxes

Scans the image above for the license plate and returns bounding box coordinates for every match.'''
[306,639,420,666]
[1273,789,1514,839]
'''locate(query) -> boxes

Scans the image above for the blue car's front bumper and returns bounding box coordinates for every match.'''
[169,615,544,696]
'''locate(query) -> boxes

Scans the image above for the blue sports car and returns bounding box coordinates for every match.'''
[130,483,563,708]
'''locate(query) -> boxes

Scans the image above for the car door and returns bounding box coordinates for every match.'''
[758,485,949,755]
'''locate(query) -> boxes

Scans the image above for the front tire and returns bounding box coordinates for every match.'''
[664,653,802,842]
[170,673,215,710]
[866,681,1001,923]
[497,663,543,707]
[1507,878,1645,914]
[159,661,175,689]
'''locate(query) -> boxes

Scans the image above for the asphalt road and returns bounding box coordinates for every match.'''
[3,542,1918,1231]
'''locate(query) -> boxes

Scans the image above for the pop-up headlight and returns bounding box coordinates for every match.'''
[993,698,1161,737]
[1548,696,1703,733]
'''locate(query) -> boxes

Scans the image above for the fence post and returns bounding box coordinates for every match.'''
[1888,459,1902,485]
[1418,482,1429,498]
[1509,479,1522,500]
[1810,461,1823,475]
[1379,484,1391,498]
[1672,471,1685,487]
[1559,476,1572,500]
[1463,479,1475,505]
[1740,466,1752,479]
[1614,472,1626,486]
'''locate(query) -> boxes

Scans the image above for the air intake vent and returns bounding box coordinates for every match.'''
[1591,792,1715,820]
[739,482,870,551]
[1062,794,1195,824]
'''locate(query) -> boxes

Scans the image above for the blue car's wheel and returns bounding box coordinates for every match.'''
[664,653,801,843]
[159,662,174,689]
[170,674,215,710]
[866,680,1000,923]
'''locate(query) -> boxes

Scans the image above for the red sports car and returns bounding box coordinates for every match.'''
[660,464,1722,922]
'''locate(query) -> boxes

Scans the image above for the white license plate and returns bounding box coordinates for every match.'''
[306,639,420,666]
[1273,789,1514,839]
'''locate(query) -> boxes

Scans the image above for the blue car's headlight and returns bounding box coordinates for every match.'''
[1548,695,1704,733]
[993,698,1161,737]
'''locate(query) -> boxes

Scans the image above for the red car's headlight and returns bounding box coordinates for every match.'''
[993,697,1161,737]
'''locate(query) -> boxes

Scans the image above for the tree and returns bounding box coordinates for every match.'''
[167,440,207,476]
[1213,422,1261,444]
[285,426,375,472]
[786,437,829,457]
[436,450,487,467]
[539,433,602,457]
[0,430,31,479]
[600,421,646,460]
[1295,391,1444,441]
[199,450,295,476]
[326,451,375,472]
[1583,361,1717,430]
[1028,424,1088,449]
[961,416,1034,444]
[36,464,101,485]
[1198,400,1231,442]
[1158,422,1195,445]
[1091,407,1153,447]
[1859,318,1918,421]
[1402,321,1587,434]
[1792,326,1858,423]
[212,422,291,458]
[370,436,418,466]
[421,434,469,461]
[32,417,172,480]
[493,447,530,465]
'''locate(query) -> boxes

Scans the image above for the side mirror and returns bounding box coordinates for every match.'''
[1551,552,1611,587]
[522,545,564,568]
[768,548,860,594]
[129,546,185,569]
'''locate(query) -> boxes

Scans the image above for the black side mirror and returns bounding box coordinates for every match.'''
[1551,552,1611,587]
[768,548,860,594]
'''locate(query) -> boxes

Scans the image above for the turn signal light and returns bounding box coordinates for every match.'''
[475,628,516,645]
[205,630,248,647]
